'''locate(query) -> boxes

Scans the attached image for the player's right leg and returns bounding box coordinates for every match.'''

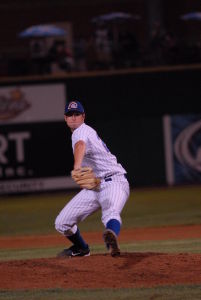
[55,189,100,257]
[57,227,91,258]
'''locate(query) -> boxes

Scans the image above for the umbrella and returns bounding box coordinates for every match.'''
[92,12,140,23]
[180,12,201,21]
[19,24,67,38]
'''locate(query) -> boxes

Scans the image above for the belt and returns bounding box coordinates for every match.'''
[104,174,127,182]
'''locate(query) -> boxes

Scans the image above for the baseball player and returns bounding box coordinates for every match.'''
[55,100,130,257]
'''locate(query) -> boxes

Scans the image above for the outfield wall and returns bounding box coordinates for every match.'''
[0,66,200,194]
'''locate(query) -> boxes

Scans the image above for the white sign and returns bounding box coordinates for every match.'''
[0,83,65,124]
[0,176,78,194]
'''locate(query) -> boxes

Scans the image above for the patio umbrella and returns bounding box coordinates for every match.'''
[19,24,67,38]
[180,12,201,21]
[91,12,140,23]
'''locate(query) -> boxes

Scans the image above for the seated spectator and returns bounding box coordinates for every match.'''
[30,39,50,74]
[93,23,113,69]
[48,40,74,73]
[73,35,87,71]
[113,30,140,68]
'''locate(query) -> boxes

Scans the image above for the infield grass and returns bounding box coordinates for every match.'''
[1,285,201,300]
[1,238,201,261]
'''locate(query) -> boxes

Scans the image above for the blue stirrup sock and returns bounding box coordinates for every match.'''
[67,228,88,249]
[106,219,121,236]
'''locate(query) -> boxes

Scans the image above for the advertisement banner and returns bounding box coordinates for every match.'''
[163,114,201,185]
[0,83,65,124]
[0,83,77,194]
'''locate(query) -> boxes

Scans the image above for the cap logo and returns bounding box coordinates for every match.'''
[68,101,78,109]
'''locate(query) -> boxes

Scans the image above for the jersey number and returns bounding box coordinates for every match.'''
[97,134,110,153]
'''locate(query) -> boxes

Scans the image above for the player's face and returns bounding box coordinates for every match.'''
[64,112,85,131]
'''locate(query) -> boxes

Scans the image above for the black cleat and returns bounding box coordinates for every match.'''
[57,245,90,258]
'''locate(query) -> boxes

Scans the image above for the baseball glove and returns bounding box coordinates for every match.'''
[71,167,100,189]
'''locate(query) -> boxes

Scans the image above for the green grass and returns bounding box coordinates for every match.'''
[0,185,201,237]
[1,238,201,261]
[122,185,201,229]
[1,285,201,300]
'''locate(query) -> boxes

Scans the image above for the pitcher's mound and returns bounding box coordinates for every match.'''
[1,252,201,289]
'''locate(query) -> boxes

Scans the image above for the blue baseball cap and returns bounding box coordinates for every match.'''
[64,100,85,115]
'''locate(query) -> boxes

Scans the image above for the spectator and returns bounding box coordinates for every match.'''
[48,40,74,73]
[113,30,140,68]
[93,23,113,69]
[148,22,166,65]
[30,39,50,74]
[73,35,87,71]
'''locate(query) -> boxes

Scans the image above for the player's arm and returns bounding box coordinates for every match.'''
[73,140,86,170]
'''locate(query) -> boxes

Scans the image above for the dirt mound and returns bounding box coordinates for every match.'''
[1,252,201,290]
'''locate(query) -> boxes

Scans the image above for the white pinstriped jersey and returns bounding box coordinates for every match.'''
[72,123,126,179]
[55,122,130,237]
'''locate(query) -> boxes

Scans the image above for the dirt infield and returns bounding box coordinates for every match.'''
[1,224,201,290]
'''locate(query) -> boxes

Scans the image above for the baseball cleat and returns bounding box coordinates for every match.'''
[103,229,120,257]
[57,245,90,258]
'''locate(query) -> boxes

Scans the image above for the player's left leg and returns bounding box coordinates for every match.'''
[99,179,130,256]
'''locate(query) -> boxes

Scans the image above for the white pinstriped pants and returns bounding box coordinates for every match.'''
[55,175,130,236]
